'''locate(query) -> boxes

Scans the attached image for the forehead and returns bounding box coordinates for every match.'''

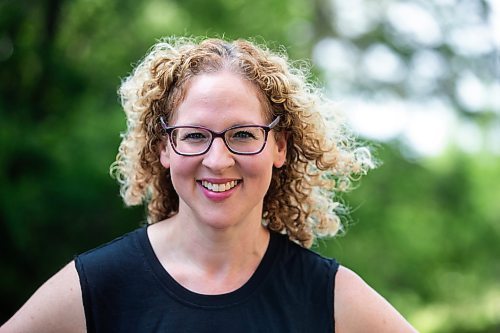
[170,71,270,125]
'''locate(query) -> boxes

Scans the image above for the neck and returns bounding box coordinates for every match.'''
[148,206,270,294]
[171,213,269,271]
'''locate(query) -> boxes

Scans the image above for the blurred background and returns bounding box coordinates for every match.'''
[0,0,498,331]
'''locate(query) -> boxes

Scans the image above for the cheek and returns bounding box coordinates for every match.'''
[240,153,274,183]
[170,156,196,174]
[168,156,201,189]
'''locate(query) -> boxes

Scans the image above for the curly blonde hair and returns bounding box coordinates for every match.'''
[111,37,374,248]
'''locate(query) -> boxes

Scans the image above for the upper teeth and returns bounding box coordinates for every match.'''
[201,180,238,192]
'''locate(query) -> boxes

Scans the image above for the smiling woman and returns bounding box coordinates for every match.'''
[114,37,373,247]
[1,37,417,333]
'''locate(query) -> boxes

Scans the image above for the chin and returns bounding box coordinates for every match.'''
[196,211,259,231]
[202,216,243,230]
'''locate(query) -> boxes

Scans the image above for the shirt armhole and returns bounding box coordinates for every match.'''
[74,256,95,333]
[330,259,340,332]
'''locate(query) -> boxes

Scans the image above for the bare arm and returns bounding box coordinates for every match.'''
[334,266,418,333]
[0,261,86,333]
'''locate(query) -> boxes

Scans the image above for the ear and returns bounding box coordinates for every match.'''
[273,132,287,168]
[159,140,171,169]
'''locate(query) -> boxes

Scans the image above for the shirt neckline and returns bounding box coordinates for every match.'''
[136,226,283,308]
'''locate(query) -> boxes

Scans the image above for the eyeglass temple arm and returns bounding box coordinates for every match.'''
[269,115,280,129]
[160,117,168,131]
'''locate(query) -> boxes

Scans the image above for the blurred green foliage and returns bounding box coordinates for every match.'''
[316,146,500,332]
[1,0,499,332]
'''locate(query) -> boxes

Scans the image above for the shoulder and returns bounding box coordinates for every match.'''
[0,261,85,333]
[280,234,338,267]
[75,227,150,301]
[76,227,146,275]
[334,266,418,333]
[277,235,339,301]
[78,227,144,260]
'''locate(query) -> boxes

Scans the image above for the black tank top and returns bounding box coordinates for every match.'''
[75,227,339,332]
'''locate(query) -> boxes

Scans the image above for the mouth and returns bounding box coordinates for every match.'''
[199,179,241,192]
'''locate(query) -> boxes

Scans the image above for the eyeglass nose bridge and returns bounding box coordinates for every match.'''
[204,129,236,155]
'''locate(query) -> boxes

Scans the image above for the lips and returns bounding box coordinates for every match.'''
[200,180,240,192]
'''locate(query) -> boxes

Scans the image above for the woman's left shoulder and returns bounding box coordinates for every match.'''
[280,236,339,276]
[334,266,419,333]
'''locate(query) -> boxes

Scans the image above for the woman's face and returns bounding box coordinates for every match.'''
[160,71,286,230]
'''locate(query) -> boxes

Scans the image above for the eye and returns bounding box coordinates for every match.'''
[232,130,257,140]
[229,127,265,142]
[175,128,210,143]
[183,132,206,140]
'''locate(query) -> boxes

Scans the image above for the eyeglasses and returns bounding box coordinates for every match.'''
[160,116,280,156]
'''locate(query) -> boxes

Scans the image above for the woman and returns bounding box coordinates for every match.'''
[1,37,417,332]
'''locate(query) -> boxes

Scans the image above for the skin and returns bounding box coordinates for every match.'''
[0,71,418,332]
[335,266,419,332]
[0,262,86,333]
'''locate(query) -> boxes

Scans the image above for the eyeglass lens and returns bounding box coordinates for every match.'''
[170,126,266,155]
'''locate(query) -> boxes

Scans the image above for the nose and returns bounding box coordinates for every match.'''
[202,137,235,171]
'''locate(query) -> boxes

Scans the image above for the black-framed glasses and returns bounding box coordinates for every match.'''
[160,116,280,156]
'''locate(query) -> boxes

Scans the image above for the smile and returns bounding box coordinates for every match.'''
[201,180,240,192]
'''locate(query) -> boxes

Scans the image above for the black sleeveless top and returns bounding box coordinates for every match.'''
[75,227,339,332]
